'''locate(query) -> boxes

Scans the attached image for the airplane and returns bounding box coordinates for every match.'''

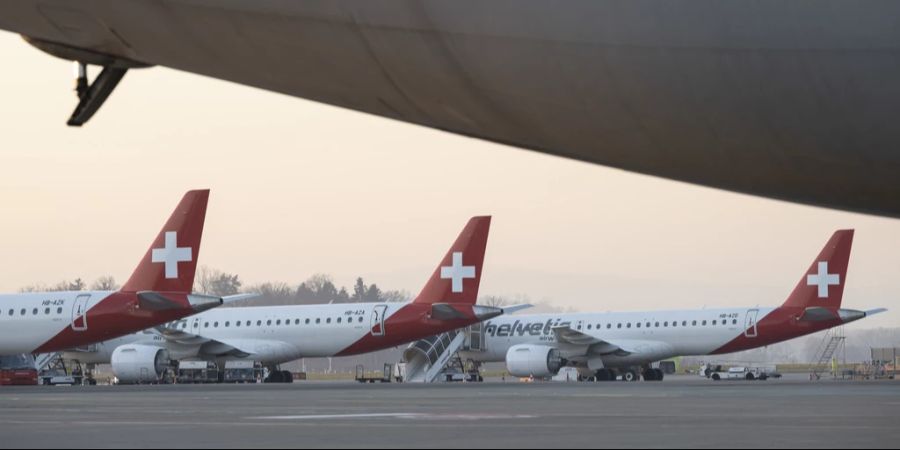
[0,189,233,355]
[1,2,899,217]
[57,216,507,383]
[457,230,886,382]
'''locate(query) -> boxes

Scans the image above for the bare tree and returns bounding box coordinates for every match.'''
[49,279,86,292]
[195,266,242,296]
[91,276,120,291]
[480,295,512,308]
[380,290,412,303]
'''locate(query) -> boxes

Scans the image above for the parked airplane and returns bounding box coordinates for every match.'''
[2,2,899,216]
[60,216,506,383]
[0,189,230,355]
[459,230,885,382]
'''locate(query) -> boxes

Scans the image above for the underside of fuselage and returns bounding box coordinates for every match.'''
[0,1,898,216]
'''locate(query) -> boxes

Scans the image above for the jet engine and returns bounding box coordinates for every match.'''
[505,344,563,378]
[111,345,170,384]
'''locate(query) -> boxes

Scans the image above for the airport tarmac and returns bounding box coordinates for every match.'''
[1,376,898,448]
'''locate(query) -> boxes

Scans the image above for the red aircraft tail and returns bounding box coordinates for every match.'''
[121,190,210,293]
[781,230,854,311]
[413,216,491,305]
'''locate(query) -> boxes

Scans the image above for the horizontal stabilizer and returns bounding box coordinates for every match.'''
[501,304,533,315]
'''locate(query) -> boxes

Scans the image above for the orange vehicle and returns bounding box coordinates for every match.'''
[0,355,38,386]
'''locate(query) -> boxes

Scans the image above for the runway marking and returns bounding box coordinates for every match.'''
[249,413,538,421]
[250,413,423,420]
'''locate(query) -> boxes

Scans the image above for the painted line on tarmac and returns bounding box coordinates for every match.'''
[249,413,538,421]
[250,413,423,420]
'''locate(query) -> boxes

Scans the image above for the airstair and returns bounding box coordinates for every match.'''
[811,327,846,379]
[33,353,60,371]
[402,329,467,383]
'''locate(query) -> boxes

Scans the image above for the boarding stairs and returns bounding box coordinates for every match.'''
[402,329,467,383]
[33,353,60,371]
[811,328,845,379]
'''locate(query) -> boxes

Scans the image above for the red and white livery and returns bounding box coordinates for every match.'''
[0,190,225,355]
[460,230,886,381]
[62,216,506,383]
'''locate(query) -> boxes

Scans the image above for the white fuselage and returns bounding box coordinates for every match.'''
[65,302,407,365]
[0,291,113,354]
[461,308,774,368]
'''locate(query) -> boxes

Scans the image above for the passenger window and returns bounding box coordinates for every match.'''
[276,320,281,326]
[305,319,311,324]
[257,320,262,326]
[627,323,632,328]
[326,318,332,324]
[358,317,364,323]
[57,307,63,314]
[702,320,707,326]
[712,320,717,326]
[33,308,38,315]
[8,309,13,316]
[214,322,219,328]
[204,322,209,328]
[267,320,273,326]
[606,324,612,329]
[337,317,342,324]
[295,319,300,325]
[20,309,26,316]
[225,321,231,327]
[45,308,50,315]
[733,319,738,325]
[587,324,592,330]
[655,322,659,328]
[664,322,668,327]
[636,323,641,328]
[316,318,321,324]
[682,321,687,327]
[236,321,241,327]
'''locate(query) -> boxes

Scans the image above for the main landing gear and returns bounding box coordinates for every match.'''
[585,367,664,382]
[642,368,665,382]
[264,367,294,384]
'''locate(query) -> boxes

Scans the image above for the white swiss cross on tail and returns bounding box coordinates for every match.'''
[441,252,476,293]
[807,261,840,299]
[151,232,193,279]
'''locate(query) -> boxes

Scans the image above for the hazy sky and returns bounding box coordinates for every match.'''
[1,33,898,328]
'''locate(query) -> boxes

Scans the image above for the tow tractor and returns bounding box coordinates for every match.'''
[701,364,779,381]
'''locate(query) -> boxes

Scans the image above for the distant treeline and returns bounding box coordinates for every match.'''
[17,267,411,307]
[17,267,570,312]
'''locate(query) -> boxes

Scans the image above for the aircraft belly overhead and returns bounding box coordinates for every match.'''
[1,1,899,216]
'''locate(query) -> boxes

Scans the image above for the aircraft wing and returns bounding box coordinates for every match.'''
[155,326,211,346]
[155,326,256,358]
[552,326,673,358]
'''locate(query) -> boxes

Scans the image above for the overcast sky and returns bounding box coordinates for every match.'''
[1,33,898,328]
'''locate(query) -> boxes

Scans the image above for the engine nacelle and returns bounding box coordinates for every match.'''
[505,344,563,378]
[111,345,170,384]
